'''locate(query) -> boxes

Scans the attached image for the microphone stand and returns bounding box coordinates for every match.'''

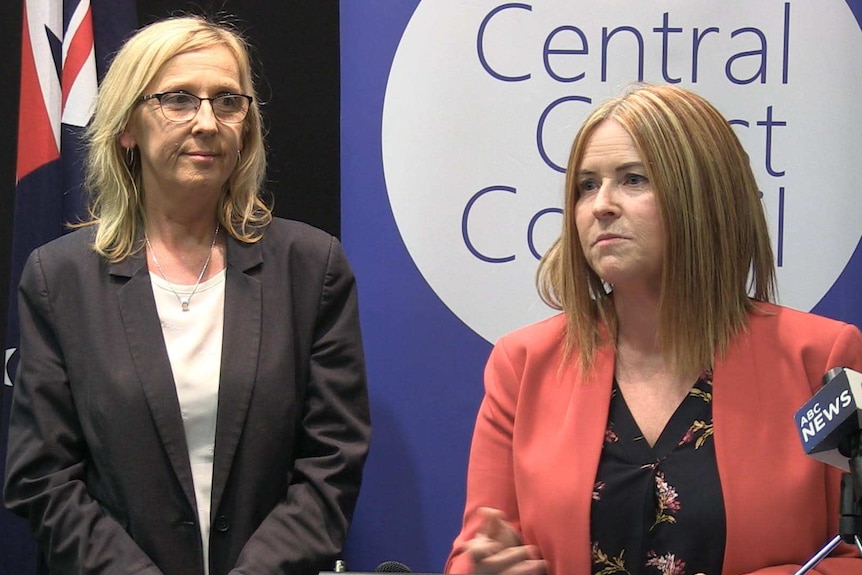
[794,433,862,575]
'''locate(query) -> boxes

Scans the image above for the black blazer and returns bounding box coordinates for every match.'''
[4,218,371,575]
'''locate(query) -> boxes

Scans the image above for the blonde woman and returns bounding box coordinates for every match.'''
[4,16,369,575]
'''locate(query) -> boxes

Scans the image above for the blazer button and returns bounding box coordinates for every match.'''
[214,515,231,532]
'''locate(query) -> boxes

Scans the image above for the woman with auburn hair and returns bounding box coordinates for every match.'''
[446,85,862,575]
[4,15,369,575]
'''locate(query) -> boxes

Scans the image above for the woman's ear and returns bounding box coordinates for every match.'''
[118,130,136,149]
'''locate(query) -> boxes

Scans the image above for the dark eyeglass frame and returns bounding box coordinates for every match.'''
[140,91,254,124]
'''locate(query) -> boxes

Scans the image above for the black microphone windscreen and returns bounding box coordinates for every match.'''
[375,560,412,573]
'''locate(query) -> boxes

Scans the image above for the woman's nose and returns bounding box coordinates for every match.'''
[591,182,620,218]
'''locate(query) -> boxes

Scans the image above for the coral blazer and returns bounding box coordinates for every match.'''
[447,303,862,575]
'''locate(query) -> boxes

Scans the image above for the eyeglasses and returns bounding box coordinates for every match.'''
[141,91,253,123]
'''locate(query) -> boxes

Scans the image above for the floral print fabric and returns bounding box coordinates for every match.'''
[590,373,725,575]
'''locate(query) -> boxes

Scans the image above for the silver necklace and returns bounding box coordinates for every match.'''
[145,224,220,312]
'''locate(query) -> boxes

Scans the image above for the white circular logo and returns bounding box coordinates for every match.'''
[382,0,862,343]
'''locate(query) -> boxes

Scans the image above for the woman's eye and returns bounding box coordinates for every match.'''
[624,173,647,186]
[579,180,598,193]
[163,93,196,107]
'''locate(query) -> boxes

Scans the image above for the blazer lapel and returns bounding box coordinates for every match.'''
[209,237,263,517]
[712,325,762,575]
[568,340,615,575]
[112,252,197,508]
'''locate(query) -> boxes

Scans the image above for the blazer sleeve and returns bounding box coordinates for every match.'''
[3,248,164,574]
[230,237,371,575]
[445,338,523,574]
[742,322,862,575]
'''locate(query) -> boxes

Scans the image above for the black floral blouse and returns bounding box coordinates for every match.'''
[590,371,726,575]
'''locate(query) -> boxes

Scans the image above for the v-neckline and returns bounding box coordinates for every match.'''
[611,377,711,461]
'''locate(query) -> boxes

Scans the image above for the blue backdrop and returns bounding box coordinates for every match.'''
[340,1,862,572]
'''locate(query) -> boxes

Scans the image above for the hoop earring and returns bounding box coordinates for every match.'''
[125,146,135,167]
[236,149,242,162]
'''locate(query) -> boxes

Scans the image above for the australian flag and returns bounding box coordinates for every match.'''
[1,1,136,572]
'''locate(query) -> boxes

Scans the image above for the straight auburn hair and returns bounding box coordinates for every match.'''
[537,85,776,376]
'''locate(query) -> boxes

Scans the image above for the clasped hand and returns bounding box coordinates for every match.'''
[461,507,546,575]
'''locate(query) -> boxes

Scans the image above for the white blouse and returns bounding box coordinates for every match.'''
[150,269,226,575]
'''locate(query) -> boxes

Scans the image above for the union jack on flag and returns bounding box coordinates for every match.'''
[1,1,136,572]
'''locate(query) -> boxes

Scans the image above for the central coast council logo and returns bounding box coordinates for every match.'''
[382,0,862,343]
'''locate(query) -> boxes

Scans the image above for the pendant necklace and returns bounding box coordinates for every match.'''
[145,223,220,312]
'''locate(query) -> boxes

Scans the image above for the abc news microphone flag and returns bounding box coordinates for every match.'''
[1,1,136,572]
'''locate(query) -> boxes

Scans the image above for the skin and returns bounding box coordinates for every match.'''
[463,508,547,575]
[119,45,246,282]
[463,122,709,574]
[574,119,664,304]
[576,120,696,448]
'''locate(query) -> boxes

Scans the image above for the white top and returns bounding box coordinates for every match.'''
[150,269,226,575]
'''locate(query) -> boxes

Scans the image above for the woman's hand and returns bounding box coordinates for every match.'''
[461,507,547,575]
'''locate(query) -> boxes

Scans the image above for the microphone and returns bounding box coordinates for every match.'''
[795,367,862,471]
[375,560,412,573]
[321,559,413,575]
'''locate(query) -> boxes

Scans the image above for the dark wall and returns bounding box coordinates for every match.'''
[0,1,22,378]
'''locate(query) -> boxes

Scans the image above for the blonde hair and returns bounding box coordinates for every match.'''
[537,84,776,375]
[80,15,270,261]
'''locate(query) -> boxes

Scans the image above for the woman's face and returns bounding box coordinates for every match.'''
[574,119,665,296]
[120,45,246,203]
